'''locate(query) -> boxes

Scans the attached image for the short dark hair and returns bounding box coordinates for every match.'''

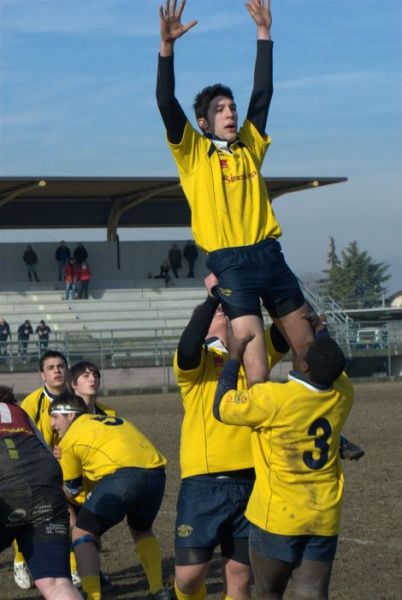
[49,391,88,416]
[39,350,68,372]
[0,386,17,404]
[193,84,234,120]
[305,337,345,386]
[70,361,101,385]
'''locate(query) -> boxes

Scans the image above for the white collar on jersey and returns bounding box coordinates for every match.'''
[205,337,228,353]
[288,371,331,392]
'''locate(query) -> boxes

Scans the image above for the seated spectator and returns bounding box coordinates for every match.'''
[64,258,79,301]
[78,261,92,299]
[55,241,71,282]
[155,259,171,287]
[36,320,51,352]
[73,243,88,265]
[22,246,39,282]
[17,320,33,363]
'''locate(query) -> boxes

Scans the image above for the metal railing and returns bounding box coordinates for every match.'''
[1,321,401,378]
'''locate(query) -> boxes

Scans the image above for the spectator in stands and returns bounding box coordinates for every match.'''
[36,320,51,353]
[0,318,11,364]
[168,243,182,278]
[64,258,79,301]
[73,242,88,265]
[155,259,171,287]
[78,261,92,299]
[183,240,198,278]
[18,320,33,363]
[55,241,71,282]
[22,245,39,282]
[0,386,82,600]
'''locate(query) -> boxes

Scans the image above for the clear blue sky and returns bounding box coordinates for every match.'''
[1,0,401,292]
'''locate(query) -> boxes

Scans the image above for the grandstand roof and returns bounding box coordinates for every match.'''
[0,175,347,240]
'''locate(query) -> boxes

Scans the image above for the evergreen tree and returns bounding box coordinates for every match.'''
[321,239,390,308]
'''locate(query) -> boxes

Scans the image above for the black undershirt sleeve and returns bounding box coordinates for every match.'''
[246,40,273,136]
[213,359,240,421]
[156,53,188,145]
[177,296,220,371]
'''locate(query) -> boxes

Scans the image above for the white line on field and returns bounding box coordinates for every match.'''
[340,537,402,550]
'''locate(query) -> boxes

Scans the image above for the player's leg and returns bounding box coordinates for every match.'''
[230,314,269,385]
[175,562,210,599]
[126,467,168,598]
[249,547,292,599]
[222,555,251,600]
[290,559,333,600]
[272,304,314,372]
[289,534,337,600]
[34,577,83,600]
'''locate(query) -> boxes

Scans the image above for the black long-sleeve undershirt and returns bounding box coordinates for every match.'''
[176,295,220,371]
[156,40,273,145]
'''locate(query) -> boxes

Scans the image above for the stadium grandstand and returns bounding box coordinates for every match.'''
[1,176,401,388]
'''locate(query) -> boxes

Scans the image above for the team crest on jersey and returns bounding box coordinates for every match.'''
[218,286,232,297]
[220,159,228,169]
[233,391,248,405]
[8,509,27,523]
[177,524,193,538]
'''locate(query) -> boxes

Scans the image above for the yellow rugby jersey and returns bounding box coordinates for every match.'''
[59,413,166,484]
[167,119,281,252]
[174,329,284,478]
[21,387,55,447]
[218,373,353,536]
[71,401,117,507]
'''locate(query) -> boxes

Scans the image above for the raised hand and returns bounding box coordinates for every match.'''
[159,0,197,45]
[246,0,272,31]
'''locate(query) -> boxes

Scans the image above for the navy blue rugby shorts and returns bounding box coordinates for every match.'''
[206,238,305,319]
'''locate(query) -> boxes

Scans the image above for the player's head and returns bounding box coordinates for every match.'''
[49,391,87,438]
[0,386,17,405]
[304,337,345,386]
[39,350,68,393]
[194,84,238,142]
[70,361,101,400]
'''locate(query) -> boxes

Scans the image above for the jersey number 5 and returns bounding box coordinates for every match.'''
[303,417,332,470]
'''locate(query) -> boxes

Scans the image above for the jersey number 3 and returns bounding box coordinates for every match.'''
[303,418,332,470]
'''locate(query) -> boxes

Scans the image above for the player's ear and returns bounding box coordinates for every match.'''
[197,117,209,132]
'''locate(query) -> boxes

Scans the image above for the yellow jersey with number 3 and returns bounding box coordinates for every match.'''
[167,119,281,252]
[59,414,166,483]
[218,373,353,536]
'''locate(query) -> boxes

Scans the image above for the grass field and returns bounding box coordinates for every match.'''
[1,381,401,599]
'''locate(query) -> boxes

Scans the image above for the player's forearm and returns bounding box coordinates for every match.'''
[177,295,219,370]
[247,40,273,134]
[160,40,174,57]
[156,53,187,144]
[213,359,240,421]
[257,24,271,41]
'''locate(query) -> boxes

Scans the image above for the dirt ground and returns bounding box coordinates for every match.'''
[1,381,401,599]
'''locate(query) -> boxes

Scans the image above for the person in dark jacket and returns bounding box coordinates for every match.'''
[36,320,51,352]
[73,243,88,265]
[0,318,11,363]
[168,243,182,278]
[17,320,33,362]
[55,241,71,281]
[183,241,198,278]
[22,246,39,282]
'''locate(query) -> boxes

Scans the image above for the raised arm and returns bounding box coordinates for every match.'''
[246,0,273,135]
[156,0,197,143]
[176,274,219,371]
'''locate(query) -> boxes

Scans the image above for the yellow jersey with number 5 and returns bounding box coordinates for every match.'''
[59,414,166,483]
[218,373,353,536]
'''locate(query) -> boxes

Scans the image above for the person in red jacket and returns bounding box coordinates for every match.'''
[64,258,79,301]
[78,261,92,299]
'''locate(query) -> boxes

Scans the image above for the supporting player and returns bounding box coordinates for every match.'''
[214,333,354,600]
[173,274,289,600]
[156,0,314,385]
[0,386,82,600]
[14,350,72,590]
[50,393,170,600]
